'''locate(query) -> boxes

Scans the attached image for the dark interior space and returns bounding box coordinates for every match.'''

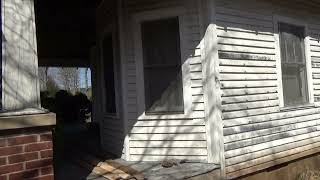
[33,1,106,179]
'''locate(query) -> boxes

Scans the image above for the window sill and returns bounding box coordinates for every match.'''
[280,103,316,112]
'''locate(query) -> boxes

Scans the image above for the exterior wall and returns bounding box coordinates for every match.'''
[0,127,54,180]
[95,0,126,158]
[121,0,208,162]
[215,0,320,178]
[2,0,40,111]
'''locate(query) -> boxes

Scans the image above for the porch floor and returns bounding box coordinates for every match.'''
[54,123,220,180]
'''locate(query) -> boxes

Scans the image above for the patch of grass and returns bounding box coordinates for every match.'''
[296,170,320,180]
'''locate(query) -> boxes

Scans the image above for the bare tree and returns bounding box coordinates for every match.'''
[38,67,48,91]
[57,68,80,94]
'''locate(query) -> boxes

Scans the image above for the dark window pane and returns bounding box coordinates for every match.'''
[102,35,116,113]
[279,23,308,106]
[141,17,184,113]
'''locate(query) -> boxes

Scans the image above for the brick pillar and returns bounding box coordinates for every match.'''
[0,127,54,180]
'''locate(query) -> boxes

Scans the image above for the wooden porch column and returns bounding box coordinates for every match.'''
[199,0,226,177]
[2,0,41,111]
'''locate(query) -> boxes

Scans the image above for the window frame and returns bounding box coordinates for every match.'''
[133,7,193,120]
[99,27,121,118]
[274,15,314,109]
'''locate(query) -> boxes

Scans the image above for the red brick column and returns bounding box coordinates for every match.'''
[0,127,54,180]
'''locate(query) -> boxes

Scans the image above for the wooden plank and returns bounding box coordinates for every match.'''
[193,102,205,111]
[130,126,205,134]
[224,117,320,143]
[224,131,320,158]
[191,87,204,95]
[191,80,203,88]
[225,125,319,151]
[130,148,207,156]
[216,24,273,36]
[130,140,207,148]
[220,66,276,74]
[220,73,277,81]
[217,29,275,42]
[218,45,275,54]
[130,133,207,141]
[133,119,205,127]
[221,87,278,97]
[190,64,202,72]
[223,107,320,127]
[221,80,277,89]
[191,72,203,80]
[219,52,276,61]
[222,100,278,112]
[222,93,278,104]
[216,14,273,28]
[192,95,204,103]
[222,107,279,119]
[216,7,272,21]
[218,37,275,48]
[219,59,276,67]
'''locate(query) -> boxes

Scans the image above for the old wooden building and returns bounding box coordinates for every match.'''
[2,0,320,179]
[93,0,320,179]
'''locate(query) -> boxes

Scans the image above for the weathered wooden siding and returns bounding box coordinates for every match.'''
[2,0,40,110]
[216,1,320,178]
[122,0,208,162]
[96,0,126,157]
[310,24,320,102]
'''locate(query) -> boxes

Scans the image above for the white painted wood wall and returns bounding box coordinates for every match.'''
[2,0,40,111]
[120,0,208,162]
[215,0,320,178]
[95,0,127,158]
[96,0,320,178]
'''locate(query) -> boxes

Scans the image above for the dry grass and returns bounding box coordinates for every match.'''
[296,170,320,180]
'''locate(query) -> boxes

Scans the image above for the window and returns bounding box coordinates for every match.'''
[102,35,116,114]
[279,22,309,106]
[141,17,184,114]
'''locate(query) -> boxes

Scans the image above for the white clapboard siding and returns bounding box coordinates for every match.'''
[130,126,206,134]
[224,118,320,143]
[311,25,320,102]
[101,117,125,155]
[222,93,278,104]
[130,133,207,141]
[122,0,207,162]
[222,100,279,112]
[130,148,208,156]
[217,6,320,178]
[219,59,276,67]
[225,125,319,151]
[130,140,207,148]
[222,87,278,97]
[217,29,275,42]
[221,80,277,89]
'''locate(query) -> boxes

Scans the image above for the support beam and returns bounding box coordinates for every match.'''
[199,0,226,177]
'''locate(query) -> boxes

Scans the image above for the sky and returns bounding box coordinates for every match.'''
[46,67,92,89]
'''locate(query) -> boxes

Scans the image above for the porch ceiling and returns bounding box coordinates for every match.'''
[35,0,102,67]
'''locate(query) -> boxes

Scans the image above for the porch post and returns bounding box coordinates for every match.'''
[117,0,130,161]
[2,0,41,111]
[199,0,226,177]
